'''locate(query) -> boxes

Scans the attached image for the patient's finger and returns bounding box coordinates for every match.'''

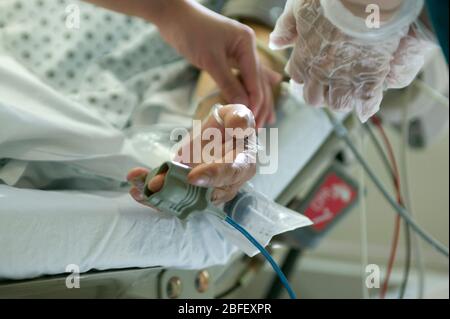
[130,186,146,202]
[175,104,256,166]
[219,104,256,131]
[147,172,167,193]
[129,187,159,208]
[127,167,149,192]
[127,167,149,182]
[211,184,241,204]
[187,153,256,188]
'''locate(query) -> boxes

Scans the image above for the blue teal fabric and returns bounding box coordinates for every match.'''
[426,0,449,63]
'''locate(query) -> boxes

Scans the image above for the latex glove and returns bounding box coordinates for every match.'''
[128,104,257,206]
[270,0,432,122]
[156,0,281,128]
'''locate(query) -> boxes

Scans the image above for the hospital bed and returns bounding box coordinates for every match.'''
[3,0,446,299]
[2,12,447,303]
[0,88,353,298]
[2,61,445,300]
[0,0,354,297]
[2,51,446,298]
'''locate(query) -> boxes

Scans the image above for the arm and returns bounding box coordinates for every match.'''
[83,0,278,128]
[86,1,282,204]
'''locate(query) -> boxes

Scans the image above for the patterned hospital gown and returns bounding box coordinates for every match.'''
[0,0,224,129]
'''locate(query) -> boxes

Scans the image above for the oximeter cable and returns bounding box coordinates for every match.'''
[209,104,297,299]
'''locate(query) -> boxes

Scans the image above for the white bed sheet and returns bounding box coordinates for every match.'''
[0,185,236,280]
[0,50,343,281]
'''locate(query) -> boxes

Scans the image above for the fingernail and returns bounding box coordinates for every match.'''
[192,175,211,187]
[130,188,145,201]
[131,176,146,192]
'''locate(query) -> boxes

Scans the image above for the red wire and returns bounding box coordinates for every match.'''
[371,115,405,299]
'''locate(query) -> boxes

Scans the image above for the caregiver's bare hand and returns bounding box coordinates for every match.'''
[84,0,278,127]
[155,0,277,127]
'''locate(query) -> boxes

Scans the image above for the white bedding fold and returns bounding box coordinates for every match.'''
[0,185,236,280]
[0,55,168,185]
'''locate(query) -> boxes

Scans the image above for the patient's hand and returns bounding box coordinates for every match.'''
[127,104,257,206]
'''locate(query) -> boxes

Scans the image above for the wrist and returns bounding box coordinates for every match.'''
[320,0,424,40]
[340,0,404,21]
[140,0,185,28]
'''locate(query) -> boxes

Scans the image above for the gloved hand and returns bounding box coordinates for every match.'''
[270,0,432,122]
[128,104,257,206]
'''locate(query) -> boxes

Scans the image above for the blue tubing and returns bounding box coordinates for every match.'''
[224,216,297,299]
